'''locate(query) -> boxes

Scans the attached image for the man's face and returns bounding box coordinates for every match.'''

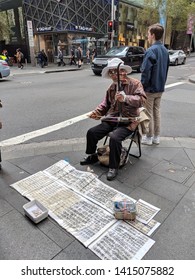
[108,68,128,83]
[147,30,154,45]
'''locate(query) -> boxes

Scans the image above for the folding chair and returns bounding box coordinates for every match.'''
[103,125,141,162]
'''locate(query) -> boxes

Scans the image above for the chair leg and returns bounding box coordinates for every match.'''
[128,130,141,158]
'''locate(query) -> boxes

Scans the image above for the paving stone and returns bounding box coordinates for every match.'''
[0,198,13,217]
[184,172,195,188]
[151,160,194,184]
[130,187,175,223]
[169,149,195,169]
[9,155,56,173]
[183,181,195,202]
[140,174,189,203]
[142,146,180,161]
[53,240,99,260]
[184,148,195,168]
[0,210,61,260]
[143,196,195,260]
[43,225,74,249]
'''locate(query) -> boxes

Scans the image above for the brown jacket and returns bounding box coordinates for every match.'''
[94,78,146,130]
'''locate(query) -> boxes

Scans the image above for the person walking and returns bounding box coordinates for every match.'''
[69,47,76,65]
[141,23,169,145]
[86,49,90,64]
[76,46,83,68]
[91,48,97,61]
[57,47,65,66]
[15,48,24,69]
[80,58,146,181]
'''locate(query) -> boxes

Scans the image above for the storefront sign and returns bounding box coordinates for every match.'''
[27,20,34,47]
[37,26,53,32]
[75,25,93,32]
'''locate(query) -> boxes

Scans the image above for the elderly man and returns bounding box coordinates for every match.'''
[80,58,146,180]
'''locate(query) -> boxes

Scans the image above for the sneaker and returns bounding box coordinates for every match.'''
[141,136,153,145]
[107,168,118,181]
[153,136,160,145]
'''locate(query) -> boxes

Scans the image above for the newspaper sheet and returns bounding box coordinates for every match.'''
[10,171,56,197]
[66,177,136,213]
[136,199,160,224]
[44,163,96,192]
[127,219,161,236]
[89,221,155,260]
[44,160,75,177]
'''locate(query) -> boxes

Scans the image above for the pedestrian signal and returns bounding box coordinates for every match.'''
[107,20,113,33]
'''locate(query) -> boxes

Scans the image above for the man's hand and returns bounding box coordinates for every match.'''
[87,111,101,120]
[115,91,126,102]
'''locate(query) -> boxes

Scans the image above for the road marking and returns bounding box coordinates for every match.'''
[0,112,91,147]
[0,81,186,147]
[165,82,185,88]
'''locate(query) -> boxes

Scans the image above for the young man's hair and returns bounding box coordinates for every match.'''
[149,23,164,41]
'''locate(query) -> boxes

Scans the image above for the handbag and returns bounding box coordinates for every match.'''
[56,58,61,63]
[97,145,129,167]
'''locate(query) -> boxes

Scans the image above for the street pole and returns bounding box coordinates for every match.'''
[110,0,114,48]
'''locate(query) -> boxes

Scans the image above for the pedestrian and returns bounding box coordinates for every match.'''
[86,49,90,64]
[0,99,2,170]
[69,47,76,65]
[80,58,146,181]
[57,46,65,66]
[76,46,83,68]
[15,48,24,69]
[141,23,169,145]
[37,49,48,67]
[91,48,97,61]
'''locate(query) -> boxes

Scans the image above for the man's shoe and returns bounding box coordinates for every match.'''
[153,136,160,145]
[107,168,118,181]
[80,154,98,165]
[141,136,153,146]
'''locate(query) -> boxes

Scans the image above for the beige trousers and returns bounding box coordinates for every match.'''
[145,92,163,137]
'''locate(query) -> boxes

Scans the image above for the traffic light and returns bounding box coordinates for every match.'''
[107,20,113,33]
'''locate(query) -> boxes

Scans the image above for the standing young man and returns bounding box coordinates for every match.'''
[141,23,169,145]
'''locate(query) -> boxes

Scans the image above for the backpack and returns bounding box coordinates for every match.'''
[20,52,24,59]
[97,145,129,167]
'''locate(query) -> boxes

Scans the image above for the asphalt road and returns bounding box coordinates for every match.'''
[0,57,195,144]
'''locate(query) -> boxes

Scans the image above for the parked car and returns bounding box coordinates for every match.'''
[168,50,186,66]
[0,59,10,79]
[91,46,145,76]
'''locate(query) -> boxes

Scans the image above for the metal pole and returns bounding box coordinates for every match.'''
[110,0,114,48]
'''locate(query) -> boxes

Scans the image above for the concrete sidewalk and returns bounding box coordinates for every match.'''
[0,136,195,260]
[10,63,83,76]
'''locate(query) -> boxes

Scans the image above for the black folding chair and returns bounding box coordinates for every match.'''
[103,125,141,162]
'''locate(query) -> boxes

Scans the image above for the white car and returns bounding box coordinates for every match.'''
[0,59,10,79]
[168,50,186,66]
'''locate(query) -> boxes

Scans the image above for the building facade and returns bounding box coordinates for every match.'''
[23,0,117,61]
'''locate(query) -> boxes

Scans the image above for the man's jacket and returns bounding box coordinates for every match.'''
[141,41,169,93]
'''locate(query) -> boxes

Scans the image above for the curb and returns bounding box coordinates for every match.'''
[1,136,195,161]
[10,67,81,76]
[189,75,195,84]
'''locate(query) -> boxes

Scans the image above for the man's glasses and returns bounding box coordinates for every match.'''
[108,69,127,75]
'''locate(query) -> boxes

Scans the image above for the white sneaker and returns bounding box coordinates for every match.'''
[141,136,153,145]
[153,136,160,145]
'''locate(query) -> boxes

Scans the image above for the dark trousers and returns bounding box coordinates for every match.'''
[86,122,132,169]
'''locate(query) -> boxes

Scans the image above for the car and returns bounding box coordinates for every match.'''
[168,50,186,66]
[91,46,145,76]
[0,59,10,79]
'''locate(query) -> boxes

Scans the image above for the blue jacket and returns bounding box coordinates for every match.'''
[141,41,169,93]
